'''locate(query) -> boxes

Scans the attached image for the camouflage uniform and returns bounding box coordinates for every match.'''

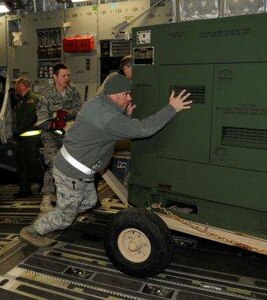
[33,167,96,235]
[20,72,181,243]
[15,91,43,192]
[36,84,81,195]
[34,73,177,235]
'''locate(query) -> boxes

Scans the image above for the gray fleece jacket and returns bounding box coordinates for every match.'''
[54,93,176,179]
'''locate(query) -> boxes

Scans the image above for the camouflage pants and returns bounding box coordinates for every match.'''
[34,167,97,235]
[41,132,63,195]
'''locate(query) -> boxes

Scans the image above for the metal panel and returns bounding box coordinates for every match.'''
[98,0,171,40]
[75,81,98,103]
[211,63,267,172]
[63,6,98,84]
[130,14,267,239]
[156,14,267,66]
[4,1,172,88]
[157,64,213,164]
[0,16,7,67]
[7,10,64,84]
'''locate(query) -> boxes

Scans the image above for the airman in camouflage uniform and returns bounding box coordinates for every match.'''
[37,63,81,212]
[19,72,192,247]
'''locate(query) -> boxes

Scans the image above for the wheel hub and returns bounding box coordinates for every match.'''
[117,228,151,263]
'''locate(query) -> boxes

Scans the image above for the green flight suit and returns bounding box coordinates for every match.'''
[15,91,44,193]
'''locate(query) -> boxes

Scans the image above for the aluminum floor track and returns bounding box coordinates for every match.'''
[0,184,267,300]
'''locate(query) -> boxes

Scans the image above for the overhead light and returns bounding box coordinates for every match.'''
[0,3,10,13]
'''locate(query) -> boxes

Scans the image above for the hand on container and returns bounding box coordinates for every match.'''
[169,90,192,112]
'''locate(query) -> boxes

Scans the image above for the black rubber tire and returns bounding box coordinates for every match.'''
[104,208,174,278]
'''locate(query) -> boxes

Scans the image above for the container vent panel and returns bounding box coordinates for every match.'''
[170,85,205,104]
[222,127,267,150]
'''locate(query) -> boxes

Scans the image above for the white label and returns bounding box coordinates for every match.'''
[136,30,151,45]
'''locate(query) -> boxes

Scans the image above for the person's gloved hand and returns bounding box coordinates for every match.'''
[56,109,68,120]
[48,118,66,130]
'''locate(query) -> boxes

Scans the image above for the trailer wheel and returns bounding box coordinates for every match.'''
[104,208,174,278]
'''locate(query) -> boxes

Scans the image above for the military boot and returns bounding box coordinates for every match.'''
[40,194,55,212]
[19,226,54,247]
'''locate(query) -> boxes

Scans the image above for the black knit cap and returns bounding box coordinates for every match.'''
[100,72,133,95]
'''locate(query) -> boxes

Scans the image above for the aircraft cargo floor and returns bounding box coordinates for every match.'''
[0,183,267,300]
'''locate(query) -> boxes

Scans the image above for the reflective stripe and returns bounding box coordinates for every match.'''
[60,145,95,176]
[20,130,42,137]
[54,129,65,135]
